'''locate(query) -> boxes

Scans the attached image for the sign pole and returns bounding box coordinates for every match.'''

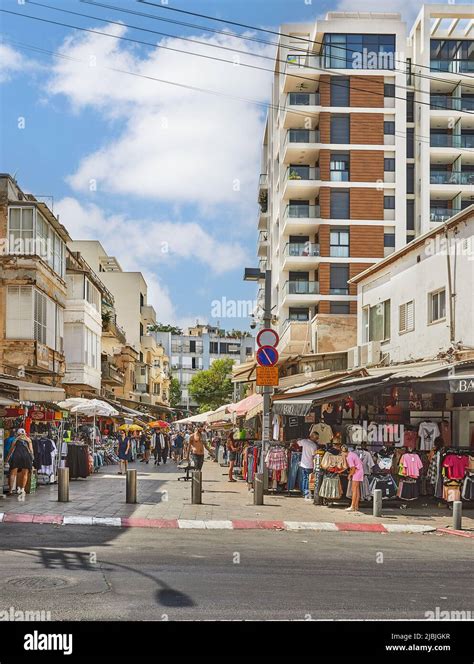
[261,270,272,476]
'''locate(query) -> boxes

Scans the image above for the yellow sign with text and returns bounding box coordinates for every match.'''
[256,366,279,387]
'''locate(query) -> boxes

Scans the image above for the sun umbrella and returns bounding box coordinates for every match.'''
[70,399,119,454]
[118,424,143,432]
[56,397,91,431]
[148,420,170,429]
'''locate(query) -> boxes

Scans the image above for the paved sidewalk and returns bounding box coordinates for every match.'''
[1,456,473,534]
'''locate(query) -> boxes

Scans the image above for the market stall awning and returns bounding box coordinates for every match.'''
[228,393,263,418]
[0,378,65,402]
[0,396,20,406]
[207,404,234,424]
[272,398,314,416]
[174,411,213,424]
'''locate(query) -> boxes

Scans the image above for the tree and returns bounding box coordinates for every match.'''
[188,358,234,412]
[148,323,183,335]
[169,377,182,408]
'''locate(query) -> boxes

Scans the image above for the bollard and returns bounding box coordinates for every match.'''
[126,469,137,504]
[453,500,462,530]
[254,472,264,505]
[191,470,202,504]
[58,467,69,503]
[373,489,382,517]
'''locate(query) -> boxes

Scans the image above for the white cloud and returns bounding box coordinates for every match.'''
[0,44,26,83]
[47,24,273,207]
[56,196,249,324]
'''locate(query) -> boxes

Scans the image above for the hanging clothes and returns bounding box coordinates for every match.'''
[310,422,333,445]
[418,421,440,451]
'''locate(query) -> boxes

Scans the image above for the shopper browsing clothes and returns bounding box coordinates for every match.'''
[297,433,319,499]
[117,431,131,475]
[5,428,34,497]
[343,445,364,513]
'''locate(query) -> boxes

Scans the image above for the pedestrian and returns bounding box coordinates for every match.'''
[141,433,151,464]
[342,445,364,512]
[186,427,205,471]
[155,430,169,465]
[297,433,318,499]
[173,431,184,463]
[5,428,34,497]
[227,432,240,482]
[117,430,131,475]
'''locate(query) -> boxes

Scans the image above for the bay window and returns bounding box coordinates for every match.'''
[6,285,64,351]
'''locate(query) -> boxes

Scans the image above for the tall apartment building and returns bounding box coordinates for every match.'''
[69,240,170,409]
[0,174,68,384]
[157,324,254,411]
[257,5,473,357]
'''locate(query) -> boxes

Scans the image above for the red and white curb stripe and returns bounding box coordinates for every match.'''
[1,512,472,536]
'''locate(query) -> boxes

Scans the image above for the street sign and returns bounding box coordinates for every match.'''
[256,366,279,386]
[257,328,279,348]
[256,345,279,367]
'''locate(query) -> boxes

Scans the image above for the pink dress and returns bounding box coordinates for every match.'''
[347,451,364,482]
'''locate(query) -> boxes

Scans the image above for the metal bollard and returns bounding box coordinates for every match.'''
[373,489,382,517]
[254,472,264,505]
[453,500,462,530]
[191,471,202,504]
[126,469,137,504]
[58,467,69,503]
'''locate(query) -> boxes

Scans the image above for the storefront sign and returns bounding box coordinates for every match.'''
[5,408,25,417]
[450,378,474,393]
[288,417,299,427]
[256,366,279,386]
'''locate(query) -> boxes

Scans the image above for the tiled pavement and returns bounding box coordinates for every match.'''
[1,456,473,535]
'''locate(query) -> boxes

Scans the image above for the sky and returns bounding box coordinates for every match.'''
[0,0,435,330]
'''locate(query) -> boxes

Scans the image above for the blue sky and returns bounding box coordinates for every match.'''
[0,0,425,330]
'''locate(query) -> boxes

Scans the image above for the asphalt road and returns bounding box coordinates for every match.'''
[0,525,472,620]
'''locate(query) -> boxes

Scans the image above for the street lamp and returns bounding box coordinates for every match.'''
[244,267,272,504]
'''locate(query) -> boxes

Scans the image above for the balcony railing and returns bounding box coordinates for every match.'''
[285,129,320,146]
[430,134,474,148]
[430,95,474,112]
[285,242,320,257]
[430,59,474,73]
[285,204,321,219]
[286,54,322,69]
[430,207,461,223]
[286,166,321,181]
[430,171,474,185]
[288,92,320,106]
[284,280,320,295]
[101,360,125,385]
[259,173,268,188]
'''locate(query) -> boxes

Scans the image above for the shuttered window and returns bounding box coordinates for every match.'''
[330,77,349,106]
[330,190,350,219]
[399,300,415,333]
[6,286,33,339]
[330,264,349,295]
[330,115,350,143]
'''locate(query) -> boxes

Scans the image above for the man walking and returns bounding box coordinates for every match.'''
[186,427,205,471]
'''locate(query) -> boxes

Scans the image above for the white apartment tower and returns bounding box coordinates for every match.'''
[257,5,473,356]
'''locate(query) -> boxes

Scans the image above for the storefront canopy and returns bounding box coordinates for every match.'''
[174,411,213,424]
[228,393,263,418]
[272,398,314,417]
[0,378,65,403]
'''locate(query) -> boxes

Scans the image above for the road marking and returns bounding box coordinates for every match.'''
[63,516,94,526]
[178,519,207,529]
[204,520,233,529]
[92,517,121,527]
[284,521,338,531]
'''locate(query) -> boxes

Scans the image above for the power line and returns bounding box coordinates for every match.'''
[3,5,474,148]
[138,0,474,82]
[1,32,471,154]
[84,0,474,91]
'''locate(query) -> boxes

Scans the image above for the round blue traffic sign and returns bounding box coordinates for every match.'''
[256,345,279,367]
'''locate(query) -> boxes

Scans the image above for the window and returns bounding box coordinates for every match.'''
[246,346,253,356]
[399,300,414,333]
[323,33,395,70]
[85,278,100,311]
[8,207,34,254]
[330,264,349,295]
[364,301,391,342]
[406,164,414,194]
[330,228,349,257]
[140,322,144,338]
[330,76,349,106]
[407,127,414,158]
[384,121,395,135]
[34,289,47,345]
[330,153,349,181]
[407,200,414,231]
[209,342,219,354]
[384,233,395,247]
[189,340,196,353]
[8,207,65,278]
[429,289,446,323]
[406,91,414,122]
[330,189,350,219]
[153,383,161,395]
[330,115,350,143]
[384,83,395,97]
[384,158,395,171]
[330,302,350,314]
[289,308,309,321]
[384,196,395,209]
[6,286,33,339]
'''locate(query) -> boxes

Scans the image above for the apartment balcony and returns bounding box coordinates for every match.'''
[283,54,322,92]
[282,204,321,235]
[140,304,156,325]
[282,129,320,163]
[258,209,269,230]
[102,317,127,345]
[430,59,474,75]
[278,319,312,355]
[282,242,320,270]
[430,95,474,113]
[430,134,474,149]
[282,166,321,200]
[430,171,474,185]
[258,173,268,193]
[282,92,321,129]
[101,359,125,386]
[257,230,269,257]
[429,207,461,223]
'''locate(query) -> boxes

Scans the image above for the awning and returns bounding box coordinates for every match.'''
[0,396,20,407]
[175,411,213,424]
[0,378,65,402]
[272,398,314,417]
[207,404,234,424]
[228,393,263,418]
[245,401,263,421]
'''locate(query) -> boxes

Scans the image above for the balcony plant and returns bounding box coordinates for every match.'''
[258,190,268,212]
[289,170,302,180]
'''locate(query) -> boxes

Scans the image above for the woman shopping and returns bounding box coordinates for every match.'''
[5,428,34,497]
[117,431,131,475]
[342,445,364,513]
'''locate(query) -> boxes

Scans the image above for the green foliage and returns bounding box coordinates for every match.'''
[169,377,182,408]
[149,323,183,335]
[188,358,234,412]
